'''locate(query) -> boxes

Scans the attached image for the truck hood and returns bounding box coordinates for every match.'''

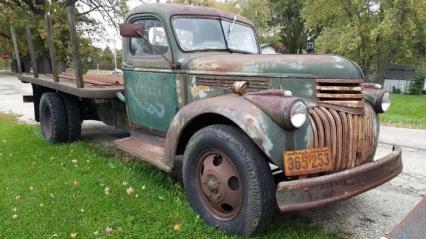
[184,54,363,79]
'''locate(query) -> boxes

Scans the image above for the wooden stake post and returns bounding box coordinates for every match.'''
[45,14,59,82]
[66,6,84,88]
[25,21,38,78]
[10,25,22,74]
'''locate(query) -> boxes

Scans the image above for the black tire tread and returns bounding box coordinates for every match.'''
[183,124,275,236]
[39,92,68,143]
[61,94,82,141]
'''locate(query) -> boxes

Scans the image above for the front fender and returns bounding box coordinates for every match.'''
[164,94,299,169]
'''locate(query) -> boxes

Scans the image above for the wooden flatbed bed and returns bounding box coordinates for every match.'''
[19,72,124,99]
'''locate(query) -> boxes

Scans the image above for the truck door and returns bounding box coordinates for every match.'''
[123,18,177,133]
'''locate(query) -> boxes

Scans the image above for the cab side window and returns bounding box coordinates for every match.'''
[129,19,169,56]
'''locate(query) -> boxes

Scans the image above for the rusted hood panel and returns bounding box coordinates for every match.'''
[185,54,362,79]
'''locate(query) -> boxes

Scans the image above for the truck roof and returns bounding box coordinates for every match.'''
[125,3,253,26]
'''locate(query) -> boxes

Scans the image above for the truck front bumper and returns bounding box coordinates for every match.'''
[276,145,402,212]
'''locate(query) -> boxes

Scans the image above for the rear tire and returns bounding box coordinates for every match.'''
[183,124,275,236]
[39,93,68,143]
[61,94,82,141]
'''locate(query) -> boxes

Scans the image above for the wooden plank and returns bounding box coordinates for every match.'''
[66,6,84,88]
[18,74,123,99]
[25,21,38,78]
[10,25,22,74]
[45,14,59,82]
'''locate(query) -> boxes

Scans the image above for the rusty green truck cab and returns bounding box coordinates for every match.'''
[117,3,402,236]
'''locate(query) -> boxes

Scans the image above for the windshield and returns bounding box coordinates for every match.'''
[172,18,258,53]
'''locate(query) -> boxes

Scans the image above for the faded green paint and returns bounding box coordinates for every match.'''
[164,94,314,169]
[125,70,177,132]
[186,75,315,104]
[122,4,369,170]
[185,54,363,79]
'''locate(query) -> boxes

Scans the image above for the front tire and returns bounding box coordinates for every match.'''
[183,124,275,236]
[39,93,68,143]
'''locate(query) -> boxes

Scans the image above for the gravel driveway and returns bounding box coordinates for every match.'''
[1,73,425,238]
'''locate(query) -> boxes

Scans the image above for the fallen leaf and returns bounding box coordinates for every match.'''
[15,195,21,201]
[73,181,80,187]
[105,227,113,233]
[173,224,182,231]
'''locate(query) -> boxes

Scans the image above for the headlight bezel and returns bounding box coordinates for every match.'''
[283,99,308,129]
[362,83,391,113]
[372,90,391,113]
[379,91,391,112]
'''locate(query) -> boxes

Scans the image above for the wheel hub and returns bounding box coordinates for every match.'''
[197,150,242,221]
[202,173,222,201]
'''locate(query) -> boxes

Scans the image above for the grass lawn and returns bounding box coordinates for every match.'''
[0,114,333,239]
[380,94,426,129]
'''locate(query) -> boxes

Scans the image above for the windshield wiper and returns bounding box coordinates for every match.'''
[227,15,237,41]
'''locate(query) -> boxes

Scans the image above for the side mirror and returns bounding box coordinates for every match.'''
[119,23,145,38]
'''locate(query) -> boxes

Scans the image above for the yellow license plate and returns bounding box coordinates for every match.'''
[284,148,333,176]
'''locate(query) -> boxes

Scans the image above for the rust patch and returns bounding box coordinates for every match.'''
[276,145,403,212]
[307,104,377,172]
[316,79,365,113]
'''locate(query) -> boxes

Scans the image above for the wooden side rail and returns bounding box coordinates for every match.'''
[25,21,38,78]
[66,6,84,88]
[11,5,87,89]
[10,25,22,75]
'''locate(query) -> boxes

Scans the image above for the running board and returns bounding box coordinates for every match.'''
[114,131,171,172]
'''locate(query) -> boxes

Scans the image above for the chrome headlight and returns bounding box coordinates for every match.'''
[289,100,307,128]
[380,92,391,112]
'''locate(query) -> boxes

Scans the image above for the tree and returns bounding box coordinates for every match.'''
[0,0,127,72]
[101,47,114,70]
[239,0,272,43]
[302,0,426,82]
[270,0,307,53]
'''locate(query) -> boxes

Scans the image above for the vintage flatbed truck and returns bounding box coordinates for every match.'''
[12,3,402,236]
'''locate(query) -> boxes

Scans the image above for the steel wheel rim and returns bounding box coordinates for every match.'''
[196,149,243,221]
[42,106,53,138]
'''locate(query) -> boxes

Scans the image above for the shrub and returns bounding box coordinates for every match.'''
[408,74,425,95]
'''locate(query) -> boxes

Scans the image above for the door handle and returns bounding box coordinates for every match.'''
[123,62,135,69]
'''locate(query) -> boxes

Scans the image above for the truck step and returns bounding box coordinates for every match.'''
[114,132,171,172]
